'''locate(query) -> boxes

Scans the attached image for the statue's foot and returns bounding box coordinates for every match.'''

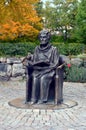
[24,100,30,104]
[57,99,63,104]
[30,101,36,105]
[25,101,28,104]
[38,101,47,104]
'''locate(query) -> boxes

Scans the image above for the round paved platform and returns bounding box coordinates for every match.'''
[0,81,86,130]
[8,98,78,109]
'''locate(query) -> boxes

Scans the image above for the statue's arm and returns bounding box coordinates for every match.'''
[22,53,33,66]
[49,47,59,69]
[58,56,66,69]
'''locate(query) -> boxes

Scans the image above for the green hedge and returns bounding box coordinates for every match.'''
[53,43,85,55]
[0,41,85,57]
[0,42,38,57]
[65,65,86,83]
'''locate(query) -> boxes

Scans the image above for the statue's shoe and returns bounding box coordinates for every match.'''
[38,101,47,104]
[57,99,63,104]
[30,101,36,105]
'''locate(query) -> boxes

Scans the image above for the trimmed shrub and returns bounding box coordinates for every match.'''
[52,43,86,56]
[0,41,85,57]
[0,42,38,57]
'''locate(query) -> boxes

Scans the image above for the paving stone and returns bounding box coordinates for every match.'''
[0,81,86,130]
[68,128,75,130]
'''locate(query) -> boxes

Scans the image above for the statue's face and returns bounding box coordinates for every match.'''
[39,33,49,45]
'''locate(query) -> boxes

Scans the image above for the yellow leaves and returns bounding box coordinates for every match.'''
[0,0,42,41]
[30,16,41,23]
[0,21,40,41]
[2,24,10,30]
[19,24,39,39]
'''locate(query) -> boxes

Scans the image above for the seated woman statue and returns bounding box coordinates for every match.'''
[24,30,59,104]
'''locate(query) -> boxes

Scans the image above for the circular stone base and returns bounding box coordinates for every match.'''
[8,98,78,110]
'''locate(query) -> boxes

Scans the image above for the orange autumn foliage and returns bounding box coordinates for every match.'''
[0,0,43,41]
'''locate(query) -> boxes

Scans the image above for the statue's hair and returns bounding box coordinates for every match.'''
[38,30,51,40]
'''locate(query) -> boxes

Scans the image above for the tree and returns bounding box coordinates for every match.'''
[74,0,86,43]
[35,1,43,17]
[43,0,78,41]
[0,0,43,41]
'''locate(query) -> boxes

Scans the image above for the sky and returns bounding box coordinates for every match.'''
[41,0,52,3]
[41,0,53,8]
[41,0,47,2]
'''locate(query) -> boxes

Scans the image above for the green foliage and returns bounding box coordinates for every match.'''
[65,65,86,82]
[35,1,43,17]
[51,35,64,43]
[0,41,85,57]
[74,0,86,43]
[52,42,85,55]
[0,42,38,57]
[43,0,78,41]
[67,43,85,55]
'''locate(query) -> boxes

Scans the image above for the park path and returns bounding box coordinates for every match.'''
[0,80,86,130]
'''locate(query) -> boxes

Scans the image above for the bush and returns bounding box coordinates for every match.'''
[52,43,86,55]
[0,42,85,57]
[50,35,86,55]
[65,64,86,83]
[51,35,64,43]
[0,39,85,57]
[0,42,38,57]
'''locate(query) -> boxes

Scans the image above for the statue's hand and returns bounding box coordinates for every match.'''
[27,53,33,60]
[58,66,62,69]
[46,60,50,64]
[28,61,33,66]
[22,60,28,66]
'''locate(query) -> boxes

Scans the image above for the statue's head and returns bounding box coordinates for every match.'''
[39,30,51,45]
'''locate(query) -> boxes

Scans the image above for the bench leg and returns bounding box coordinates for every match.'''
[55,75,59,105]
[25,76,32,103]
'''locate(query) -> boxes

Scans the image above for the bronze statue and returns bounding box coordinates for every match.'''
[23,30,64,105]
